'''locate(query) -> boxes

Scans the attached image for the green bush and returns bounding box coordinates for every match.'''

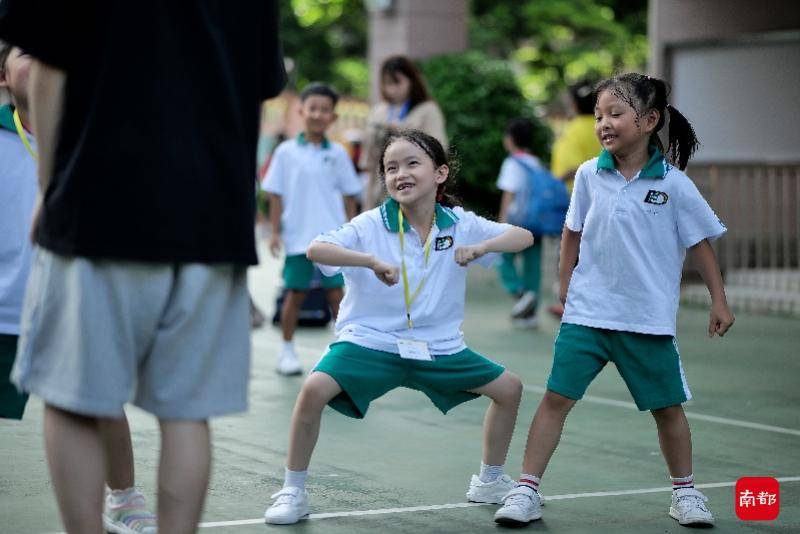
[422,51,551,216]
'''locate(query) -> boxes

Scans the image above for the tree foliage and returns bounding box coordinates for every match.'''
[279,0,368,97]
[277,0,647,106]
[470,0,648,106]
[422,52,552,215]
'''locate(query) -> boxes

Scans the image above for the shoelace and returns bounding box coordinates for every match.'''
[676,492,709,512]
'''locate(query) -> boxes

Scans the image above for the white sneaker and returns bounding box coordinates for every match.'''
[466,474,516,504]
[493,485,543,526]
[511,291,537,318]
[276,346,303,376]
[264,487,309,525]
[670,487,714,526]
[102,488,157,534]
[512,313,539,329]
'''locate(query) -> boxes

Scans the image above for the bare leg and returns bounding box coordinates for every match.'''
[652,405,693,477]
[286,373,342,471]
[324,287,344,320]
[281,290,307,342]
[98,413,135,490]
[521,390,577,476]
[157,420,211,534]
[468,372,523,466]
[44,405,106,534]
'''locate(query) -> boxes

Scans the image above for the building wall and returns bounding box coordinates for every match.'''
[649,0,800,76]
[367,0,468,102]
[649,0,800,164]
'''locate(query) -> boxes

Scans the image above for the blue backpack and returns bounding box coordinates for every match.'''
[507,156,570,236]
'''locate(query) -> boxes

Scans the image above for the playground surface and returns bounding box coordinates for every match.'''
[2,245,798,533]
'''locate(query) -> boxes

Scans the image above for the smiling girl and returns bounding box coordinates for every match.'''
[263,129,534,525]
[495,73,733,528]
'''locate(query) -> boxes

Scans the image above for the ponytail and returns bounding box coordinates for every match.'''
[596,73,700,170]
[663,104,699,171]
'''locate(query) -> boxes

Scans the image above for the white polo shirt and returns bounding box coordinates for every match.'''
[0,107,38,336]
[314,199,512,355]
[496,153,543,194]
[562,149,726,336]
[263,134,362,256]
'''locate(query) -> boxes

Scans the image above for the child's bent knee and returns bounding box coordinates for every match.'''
[507,374,523,401]
[542,390,576,413]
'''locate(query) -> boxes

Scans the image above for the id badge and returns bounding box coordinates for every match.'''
[397,339,432,361]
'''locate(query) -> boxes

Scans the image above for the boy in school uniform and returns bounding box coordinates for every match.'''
[264,83,362,375]
[496,118,546,328]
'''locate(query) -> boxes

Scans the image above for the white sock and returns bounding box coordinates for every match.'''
[284,468,307,490]
[479,462,504,483]
[671,473,694,491]
[282,340,295,352]
[517,474,541,491]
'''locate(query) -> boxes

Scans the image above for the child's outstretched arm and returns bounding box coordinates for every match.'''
[559,227,581,304]
[454,227,533,266]
[307,241,399,286]
[689,239,735,337]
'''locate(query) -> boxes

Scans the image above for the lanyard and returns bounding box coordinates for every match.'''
[398,207,436,329]
[13,108,37,160]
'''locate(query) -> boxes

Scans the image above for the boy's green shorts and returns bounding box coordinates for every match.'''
[547,323,691,411]
[313,341,505,419]
[283,254,344,290]
[1,334,29,420]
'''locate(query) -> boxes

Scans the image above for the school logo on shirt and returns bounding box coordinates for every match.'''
[435,236,454,251]
[644,190,669,205]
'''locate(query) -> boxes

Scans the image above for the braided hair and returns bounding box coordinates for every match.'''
[595,73,699,170]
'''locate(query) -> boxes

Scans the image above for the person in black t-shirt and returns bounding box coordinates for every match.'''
[0,1,286,532]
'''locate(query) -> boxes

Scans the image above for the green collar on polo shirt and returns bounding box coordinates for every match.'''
[597,145,666,179]
[380,198,459,233]
[296,132,330,149]
[0,105,16,133]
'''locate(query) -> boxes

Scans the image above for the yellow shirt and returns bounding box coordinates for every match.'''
[551,115,600,192]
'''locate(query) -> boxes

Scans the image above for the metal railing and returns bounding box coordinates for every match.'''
[686,162,800,293]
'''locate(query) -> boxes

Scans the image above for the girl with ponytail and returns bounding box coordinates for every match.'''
[494,74,734,528]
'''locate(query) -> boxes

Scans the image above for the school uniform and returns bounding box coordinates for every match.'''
[263,133,362,290]
[0,105,35,419]
[495,153,544,297]
[551,148,726,410]
[309,199,510,418]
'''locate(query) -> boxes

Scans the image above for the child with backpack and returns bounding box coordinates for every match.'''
[497,118,569,328]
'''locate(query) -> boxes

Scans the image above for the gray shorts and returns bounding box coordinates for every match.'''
[12,248,251,420]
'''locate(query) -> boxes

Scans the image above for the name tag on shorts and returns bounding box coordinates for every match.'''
[397,339,432,361]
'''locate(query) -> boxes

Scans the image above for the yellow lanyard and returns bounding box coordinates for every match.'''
[398,208,436,329]
[13,108,37,160]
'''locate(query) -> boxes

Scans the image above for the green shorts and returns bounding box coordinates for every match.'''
[313,341,505,419]
[1,334,29,420]
[283,254,344,290]
[547,323,691,411]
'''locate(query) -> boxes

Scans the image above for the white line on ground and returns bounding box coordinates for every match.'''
[262,340,800,438]
[191,476,800,529]
[521,383,800,437]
